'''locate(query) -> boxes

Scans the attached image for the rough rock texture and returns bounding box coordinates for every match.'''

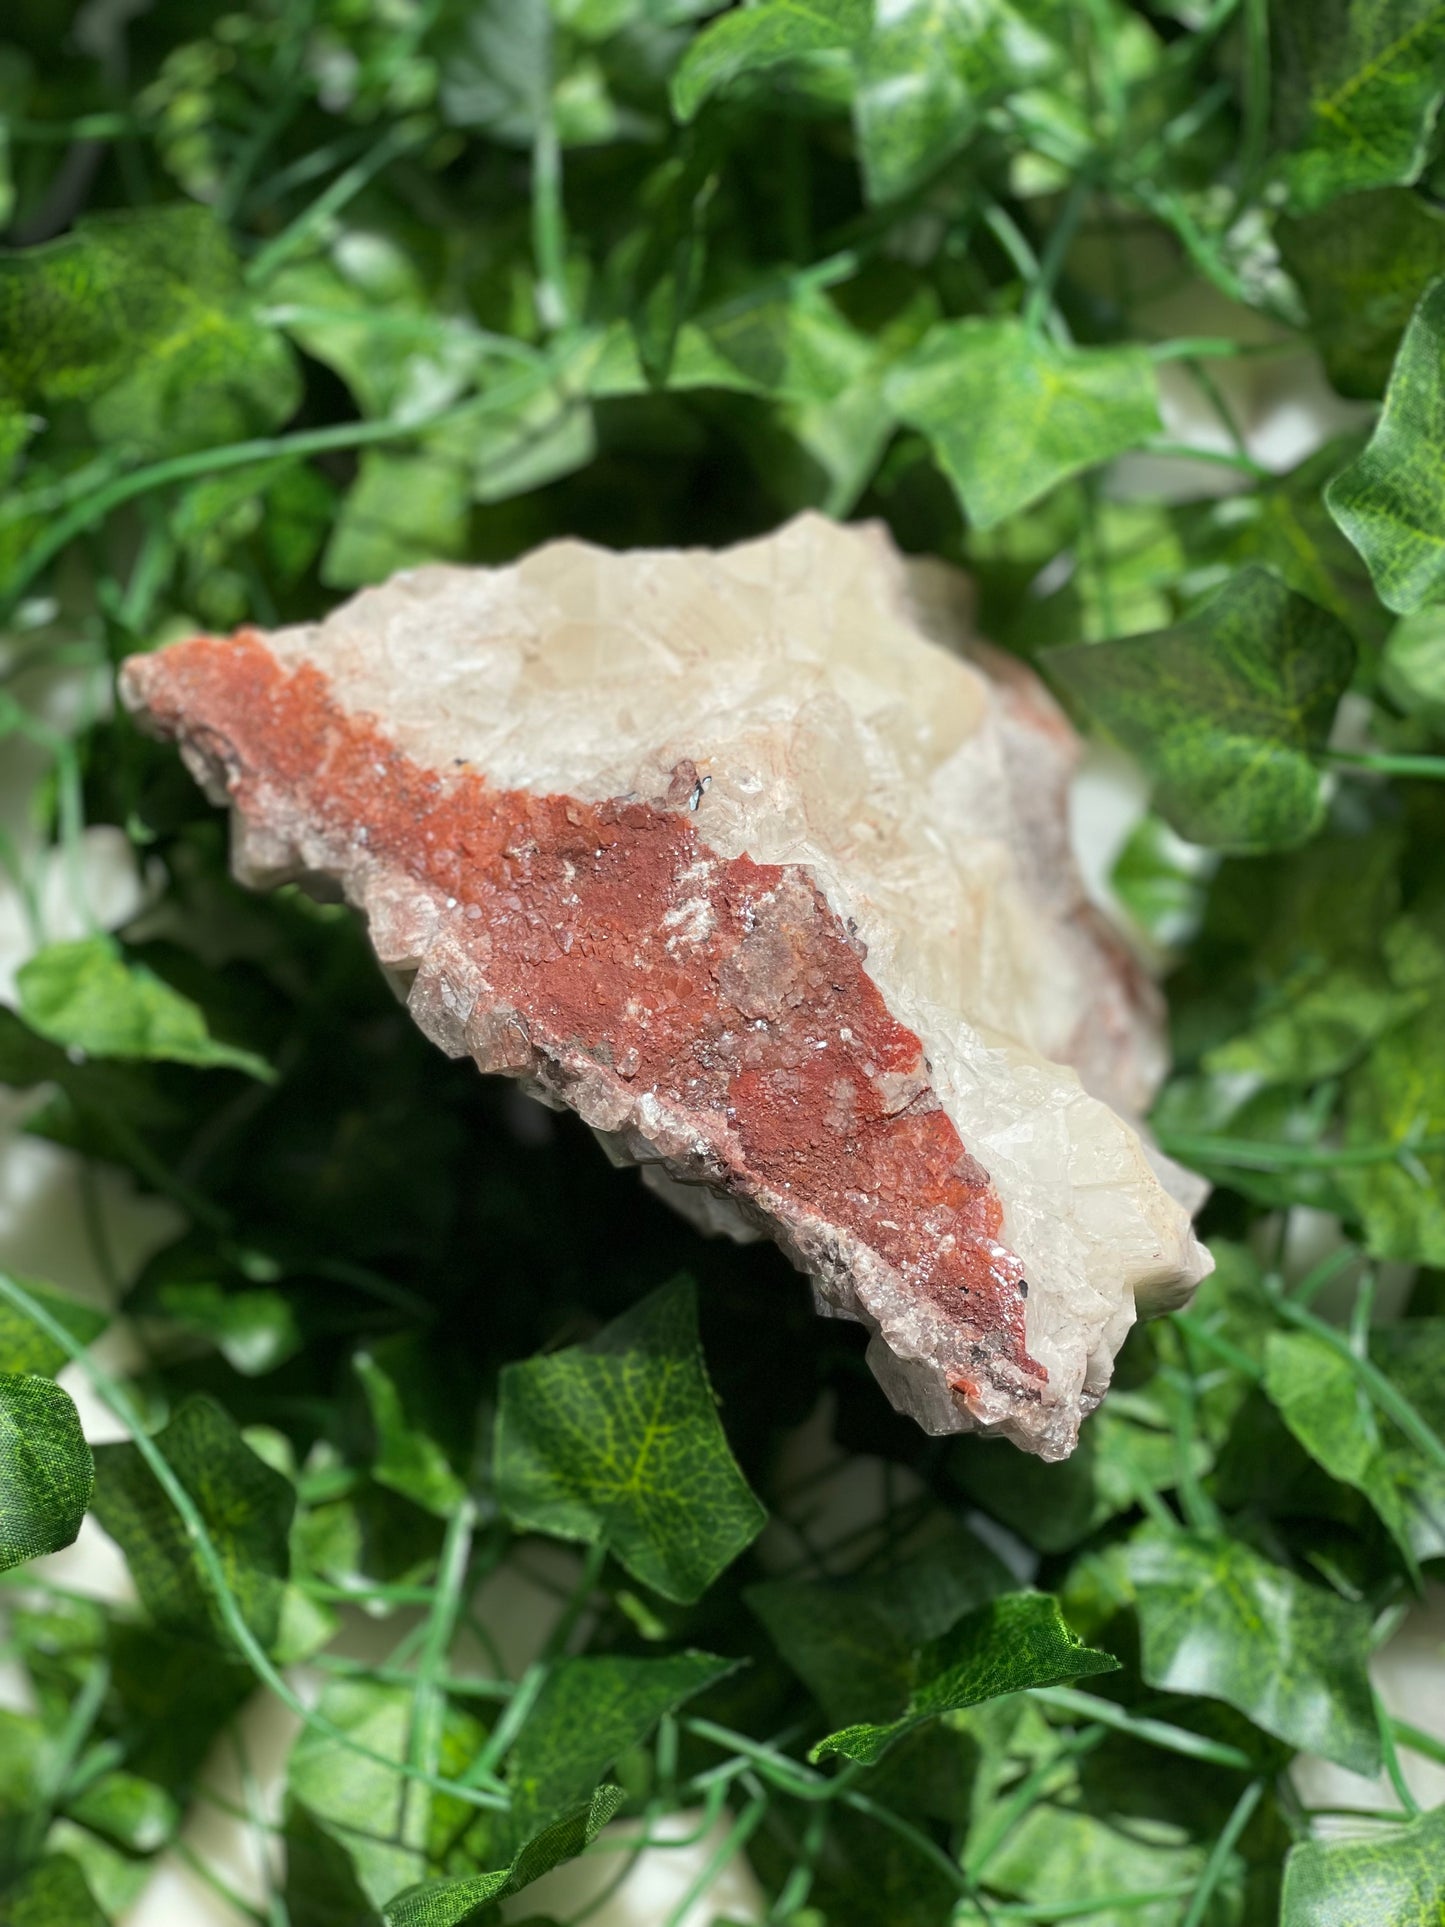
[121,513,1210,1460]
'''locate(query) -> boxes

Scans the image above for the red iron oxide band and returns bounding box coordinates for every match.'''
[132,631,1042,1389]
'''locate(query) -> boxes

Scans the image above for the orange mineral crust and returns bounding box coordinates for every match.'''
[129,630,1042,1392]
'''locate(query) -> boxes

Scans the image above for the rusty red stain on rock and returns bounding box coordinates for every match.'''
[133,629,1042,1384]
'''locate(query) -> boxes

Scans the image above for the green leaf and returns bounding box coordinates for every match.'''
[468,390,597,504]
[286,1679,494,1910]
[64,1770,181,1855]
[985,1804,1216,1927]
[91,1394,295,1651]
[16,938,274,1081]
[438,0,554,145]
[0,1374,93,1573]
[1278,188,1445,398]
[0,1277,105,1378]
[506,1650,739,1838]
[1263,1329,1418,1571]
[268,246,486,422]
[353,1334,473,1518]
[748,1529,1011,1724]
[322,448,471,589]
[1340,996,1445,1263]
[149,1282,300,1377]
[382,1785,627,1927]
[1183,436,1390,646]
[0,205,300,453]
[809,1592,1119,1766]
[494,1275,765,1604]
[1042,568,1356,853]
[885,319,1161,528]
[43,1821,151,1921]
[1109,814,1211,952]
[106,1621,253,1793]
[0,1856,107,1927]
[1281,1804,1445,1926]
[1366,1321,1445,1556]
[1381,606,1445,728]
[1125,1531,1380,1774]
[952,1400,1209,1556]
[1271,0,1445,212]
[1328,278,1445,613]
[669,0,867,122]
[854,0,1062,202]
[1203,963,1415,1086]
[591,285,872,407]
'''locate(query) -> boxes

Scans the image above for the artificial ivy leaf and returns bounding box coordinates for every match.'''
[0,1005,224,1179]
[106,1621,254,1794]
[1278,188,1445,398]
[1125,1531,1380,1775]
[0,1277,105,1378]
[1340,995,1445,1264]
[1042,569,1355,853]
[0,1008,80,1094]
[1183,436,1387,646]
[1271,0,1445,211]
[382,1785,627,1927]
[1154,1072,1354,1215]
[286,1679,494,1911]
[506,1650,738,1839]
[42,1821,151,1921]
[148,1282,301,1378]
[0,1374,93,1572]
[1328,278,1445,613]
[952,1399,1207,1556]
[0,204,299,454]
[322,448,471,589]
[1109,814,1211,952]
[1165,820,1406,1091]
[591,285,872,407]
[91,1394,295,1651]
[985,1803,1217,1927]
[494,1275,765,1604]
[1263,1329,1417,1571]
[782,1771,967,1923]
[468,389,597,504]
[669,0,866,123]
[747,1529,1011,1724]
[16,939,273,1082]
[269,243,486,422]
[169,456,334,630]
[854,0,1061,201]
[353,1334,473,1518]
[438,0,554,145]
[810,1592,1118,1766]
[1381,606,1445,729]
[1281,1803,1445,1926]
[1366,1321,1445,1556]
[63,1769,180,1855]
[1200,847,1418,1081]
[0,1704,50,1865]
[885,319,1160,528]
[0,1855,107,1927]
[283,1799,377,1927]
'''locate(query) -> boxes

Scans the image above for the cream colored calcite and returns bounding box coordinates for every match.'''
[124,513,1210,1458]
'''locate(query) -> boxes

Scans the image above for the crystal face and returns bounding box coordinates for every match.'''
[121,513,1210,1459]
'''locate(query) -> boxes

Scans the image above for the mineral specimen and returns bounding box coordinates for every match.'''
[121,513,1210,1460]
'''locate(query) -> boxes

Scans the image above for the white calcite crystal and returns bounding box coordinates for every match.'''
[121,513,1210,1460]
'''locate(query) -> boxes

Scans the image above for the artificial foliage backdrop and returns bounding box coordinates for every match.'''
[4,1,1445,1922]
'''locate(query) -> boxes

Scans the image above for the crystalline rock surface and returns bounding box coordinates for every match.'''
[122,513,1211,1460]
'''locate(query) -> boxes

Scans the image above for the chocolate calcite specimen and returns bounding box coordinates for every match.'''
[122,514,1210,1460]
